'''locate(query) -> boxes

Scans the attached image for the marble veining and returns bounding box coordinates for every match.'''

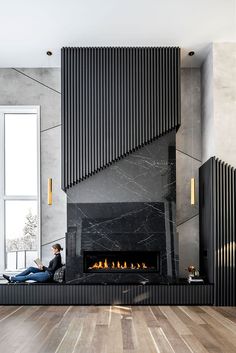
[66,132,178,284]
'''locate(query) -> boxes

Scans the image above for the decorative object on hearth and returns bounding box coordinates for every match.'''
[188,276,204,284]
[187,265,196,276]
[186,265,203,283]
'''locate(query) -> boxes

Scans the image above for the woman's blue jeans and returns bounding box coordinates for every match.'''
[11,266,52,283]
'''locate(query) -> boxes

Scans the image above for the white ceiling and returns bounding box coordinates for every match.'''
[0,0,235,68]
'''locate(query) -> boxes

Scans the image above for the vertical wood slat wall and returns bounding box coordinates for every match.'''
[200,157,236,306]
[61,47,180,190]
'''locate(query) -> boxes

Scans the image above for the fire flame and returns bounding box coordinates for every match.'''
[88,259,149,270]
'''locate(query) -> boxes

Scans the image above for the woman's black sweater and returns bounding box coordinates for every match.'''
[43,253,62,275]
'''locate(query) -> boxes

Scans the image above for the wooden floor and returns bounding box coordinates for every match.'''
[0,306,236,353]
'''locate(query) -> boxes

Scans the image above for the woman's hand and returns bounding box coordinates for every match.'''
[38,265,44,271]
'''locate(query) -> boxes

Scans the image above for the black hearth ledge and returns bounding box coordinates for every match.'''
[0,282,214,305]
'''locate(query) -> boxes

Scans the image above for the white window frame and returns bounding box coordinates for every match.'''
[0,106,41,273]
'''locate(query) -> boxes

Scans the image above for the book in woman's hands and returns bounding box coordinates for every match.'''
[34,258,44,267]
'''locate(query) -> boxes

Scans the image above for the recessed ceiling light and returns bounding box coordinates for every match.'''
[46,51,53,56]
[188,51,195,56]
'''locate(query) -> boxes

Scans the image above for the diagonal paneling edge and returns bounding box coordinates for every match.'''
[41,236,65,247]
[12,68,61,94]
[61,47,181,190]
[176,148,201,163]
[177,213,199,228]
[41,123,62,133]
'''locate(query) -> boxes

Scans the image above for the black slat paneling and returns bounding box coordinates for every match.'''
[200,156,236,306]
[61,47,180,190]
[0,284,213,305]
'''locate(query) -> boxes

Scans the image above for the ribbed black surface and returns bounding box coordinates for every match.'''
[0,284,213,305]
[61,47,181,190]
[200,157,236,306]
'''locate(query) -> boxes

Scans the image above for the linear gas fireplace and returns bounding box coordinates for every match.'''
[84,251,160,273]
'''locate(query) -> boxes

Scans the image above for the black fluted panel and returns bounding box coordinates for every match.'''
[0,284,213,305]
[61,47,181,190]
[200,157,236,306]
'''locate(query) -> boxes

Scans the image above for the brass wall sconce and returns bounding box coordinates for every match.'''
[48,178,52,205]
[191,177,195,205]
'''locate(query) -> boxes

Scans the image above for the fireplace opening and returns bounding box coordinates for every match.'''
[84,251,160,273]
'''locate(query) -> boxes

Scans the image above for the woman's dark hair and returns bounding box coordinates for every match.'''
[52,243,63,251]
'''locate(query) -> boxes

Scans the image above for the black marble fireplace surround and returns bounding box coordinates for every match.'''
[62,47,182,288]
[66,132,179,284]
[67,202,175,283]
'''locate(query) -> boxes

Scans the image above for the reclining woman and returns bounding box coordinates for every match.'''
[3,243,63,283]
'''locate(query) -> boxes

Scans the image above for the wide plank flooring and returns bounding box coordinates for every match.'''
[0,305,235,353]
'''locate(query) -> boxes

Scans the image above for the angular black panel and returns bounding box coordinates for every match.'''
[61,47,180,190]
[200,157,236,306]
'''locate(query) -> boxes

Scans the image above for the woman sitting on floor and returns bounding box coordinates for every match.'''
[3,243,63,283]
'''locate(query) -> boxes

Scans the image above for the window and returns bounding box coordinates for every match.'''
[0,107,40,272]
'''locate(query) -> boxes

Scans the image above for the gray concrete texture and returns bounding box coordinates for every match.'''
[41,126,66,246]
[0,68,61,131]
[214,43,236,168]
[202,43,236,168]
[0,68,66,265]
[177,68,201,161]
[176,68,201,276]
[177,215,199,276]
[201,45,215,164]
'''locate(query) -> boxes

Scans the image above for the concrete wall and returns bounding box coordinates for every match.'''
[201,45,214,164]
[202,43,236,167]
[177,68,201,276]
[0,67,201,276]
[214,43,236,167]
[0,68,67,265]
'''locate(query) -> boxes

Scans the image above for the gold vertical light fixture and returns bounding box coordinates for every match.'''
[189,51,196,206]
[191,177,195,205]
[48,178,52,205]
